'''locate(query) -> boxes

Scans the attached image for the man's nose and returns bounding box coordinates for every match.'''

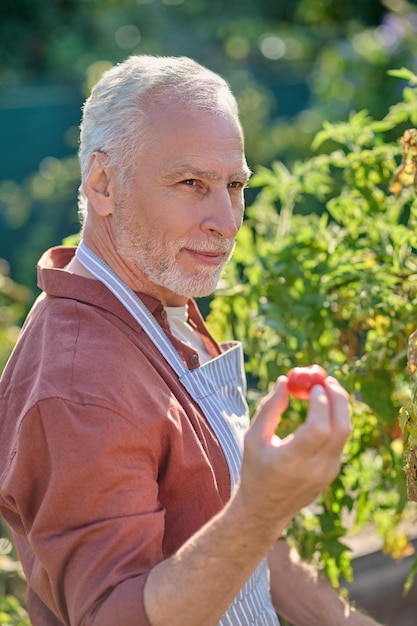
[200,188,243,239]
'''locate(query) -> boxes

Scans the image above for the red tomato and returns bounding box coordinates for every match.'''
[287,364,328,400]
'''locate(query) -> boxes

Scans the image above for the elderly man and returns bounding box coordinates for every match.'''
[0,55,382,626]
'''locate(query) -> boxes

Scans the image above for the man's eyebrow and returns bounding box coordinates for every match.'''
[234,167,253,182]
[163,165,252,183]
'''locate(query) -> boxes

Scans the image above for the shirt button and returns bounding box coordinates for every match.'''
[190,354,199,366]
[160,309,167,320]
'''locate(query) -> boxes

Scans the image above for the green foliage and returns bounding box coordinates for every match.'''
[208,68,417,586]
[0,262,31,369]
[0,528,29,626]
[0,155,80,294]
[0,597,29,626]
[400,327,417,515]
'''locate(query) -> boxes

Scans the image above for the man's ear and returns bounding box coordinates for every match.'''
[82,152,115,217]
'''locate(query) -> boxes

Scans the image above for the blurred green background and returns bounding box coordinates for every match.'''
[2,0,417,300]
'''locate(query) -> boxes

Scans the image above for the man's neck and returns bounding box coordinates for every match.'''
[65,255,95,280]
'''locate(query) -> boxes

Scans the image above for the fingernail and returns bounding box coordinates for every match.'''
[311,384,325,397]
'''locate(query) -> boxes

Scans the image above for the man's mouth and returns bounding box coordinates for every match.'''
[184,248,226,265]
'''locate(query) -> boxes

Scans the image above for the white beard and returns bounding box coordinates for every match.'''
[112,210,235,298]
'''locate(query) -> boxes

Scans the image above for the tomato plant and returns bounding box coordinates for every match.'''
[287,365,328,400]
[208,68,417,589]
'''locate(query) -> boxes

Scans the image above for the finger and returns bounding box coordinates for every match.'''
[307,382,330,425]
[294,379,350,456]
[293,384,332,454]
[323,376,352,441]
[250,376,289,443]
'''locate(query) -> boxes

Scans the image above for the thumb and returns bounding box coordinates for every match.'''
[250,376,289,443]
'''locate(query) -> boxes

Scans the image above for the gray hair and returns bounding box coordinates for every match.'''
[78,55,240,222]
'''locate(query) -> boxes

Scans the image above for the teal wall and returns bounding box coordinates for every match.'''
[0,83,82,183]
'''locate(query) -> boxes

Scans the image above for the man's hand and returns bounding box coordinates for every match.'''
[238,375,351,533]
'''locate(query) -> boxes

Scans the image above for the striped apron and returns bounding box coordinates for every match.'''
[76,241,280,626]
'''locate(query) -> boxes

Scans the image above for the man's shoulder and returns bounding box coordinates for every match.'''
[1,292,175,416]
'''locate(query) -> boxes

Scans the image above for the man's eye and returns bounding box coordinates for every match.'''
[228,181,244,189]
[181,179,198,186]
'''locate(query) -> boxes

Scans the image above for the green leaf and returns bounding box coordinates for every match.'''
[403,556,417,595]
[387,67,417,86]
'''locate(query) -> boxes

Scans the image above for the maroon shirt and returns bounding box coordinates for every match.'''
[0,247,230,626]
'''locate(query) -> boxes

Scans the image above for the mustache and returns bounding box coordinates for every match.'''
[180,237,235,255]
